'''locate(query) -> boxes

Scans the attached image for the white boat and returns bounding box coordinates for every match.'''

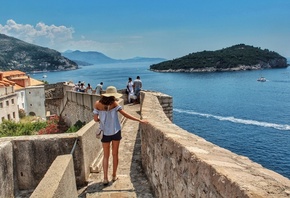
[257,77,266,82]
[43,75,47,78]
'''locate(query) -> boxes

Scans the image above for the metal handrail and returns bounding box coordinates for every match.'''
[70,138,78,155]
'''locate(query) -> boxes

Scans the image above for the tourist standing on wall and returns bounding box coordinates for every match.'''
[133,76,142,103]
[93,86,149,185]
[95,82,103,95]
[79,83,86,92]
[126,77,135,103]
[85,83,93,94]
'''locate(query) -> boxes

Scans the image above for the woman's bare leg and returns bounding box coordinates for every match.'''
[112,140,120,178]
[102,142,111,182]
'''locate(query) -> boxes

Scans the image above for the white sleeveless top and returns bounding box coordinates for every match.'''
[93,105,122,136]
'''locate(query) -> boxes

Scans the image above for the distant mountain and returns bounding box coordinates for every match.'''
[62,50,116,64]
[150,44,288,72]
[62,50,166,65]
[0,34,78,72]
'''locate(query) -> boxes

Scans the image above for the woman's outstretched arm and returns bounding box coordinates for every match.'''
[118,109,149,124]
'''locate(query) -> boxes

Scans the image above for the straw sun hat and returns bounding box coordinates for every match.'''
[102,86,123,98]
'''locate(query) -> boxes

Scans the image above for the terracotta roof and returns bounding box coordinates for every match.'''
[0,80,11,86]
[14,84,25,91]
[1,70,26,77]
[3,78,15,85]
[30,78,44,86]
[0,70,44,89]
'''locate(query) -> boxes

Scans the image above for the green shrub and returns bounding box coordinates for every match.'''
[0,120,47,137]
[65,120,86,133]
[19,109,26,119]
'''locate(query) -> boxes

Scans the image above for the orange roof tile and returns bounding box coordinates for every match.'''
[3,79,16,85]
[1,70,26,77]
[14,84,25,91]
[30,78,44,86]
[0,80,11,86]
[0,70,44,88]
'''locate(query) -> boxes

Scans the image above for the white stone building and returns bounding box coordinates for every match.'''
[0,83,19,123]
[0,70,45,123]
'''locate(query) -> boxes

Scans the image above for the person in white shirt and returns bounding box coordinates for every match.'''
[126,77,135,103]
[85,83,93,94]
[95,82,103,95]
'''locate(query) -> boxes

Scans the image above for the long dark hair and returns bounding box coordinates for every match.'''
[99,96,115,105]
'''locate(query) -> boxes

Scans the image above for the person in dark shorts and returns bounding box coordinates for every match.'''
[93,86,149,185]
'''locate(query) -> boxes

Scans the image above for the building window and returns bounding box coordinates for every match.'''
[6,100,9,106]
[13,112,16,119]
[12,99,14,104]
[0,102,3,108]
[1,117,4,122]
[7,114,11,120]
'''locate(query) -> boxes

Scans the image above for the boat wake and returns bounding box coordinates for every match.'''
[174,109,290,131]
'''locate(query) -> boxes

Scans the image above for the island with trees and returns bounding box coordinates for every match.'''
[150,44,288,72]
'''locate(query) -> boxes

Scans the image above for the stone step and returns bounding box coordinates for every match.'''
[90,149,103,173]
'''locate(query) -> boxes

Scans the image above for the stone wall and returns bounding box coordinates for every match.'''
[146,91,173,121]
[60,89,125,126]
[0,141,14,198]
[45,82,65,99]
[30,155,78,198]
[140,91,290,198]
[0,119,102,196]
[45,83,72,115]
[62,91,101,126]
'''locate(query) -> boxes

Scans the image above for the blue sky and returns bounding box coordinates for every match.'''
[0,0,289,59]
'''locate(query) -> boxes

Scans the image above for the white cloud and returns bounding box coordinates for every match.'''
[0,19,126,56]
[0,19,154,58]
[0,19,74,50]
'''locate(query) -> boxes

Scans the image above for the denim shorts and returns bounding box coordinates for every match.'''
[101,130,122,142]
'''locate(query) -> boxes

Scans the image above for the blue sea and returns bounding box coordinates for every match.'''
[30,62,290,179]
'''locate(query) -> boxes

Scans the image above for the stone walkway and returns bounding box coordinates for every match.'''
[78,104,155,198]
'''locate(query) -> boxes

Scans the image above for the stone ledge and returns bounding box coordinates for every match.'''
[30,154,78,198]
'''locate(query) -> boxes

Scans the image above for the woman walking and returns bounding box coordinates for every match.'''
[93,86,148,185]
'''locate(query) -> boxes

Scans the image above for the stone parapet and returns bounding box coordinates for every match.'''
[143,90,173,121]
[30,154,78,198]
[140,91,290,198]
